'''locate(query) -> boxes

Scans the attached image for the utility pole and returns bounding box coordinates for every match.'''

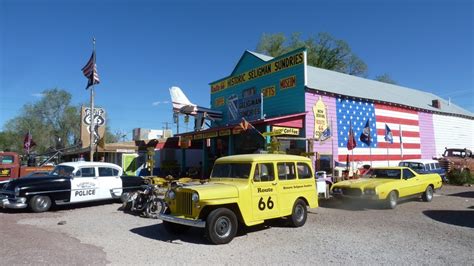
[173,113,179,134]
[89,38,96,162]
[162,122,170,137]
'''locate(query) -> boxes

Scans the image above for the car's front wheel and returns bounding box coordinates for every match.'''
[205,208,238,245]
[29,195,52,213]
[386,191,398,209]
[422,186,433,202]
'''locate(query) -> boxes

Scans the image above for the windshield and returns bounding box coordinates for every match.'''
[365,169,401,179]
[51,165,75,177]
[0,155,14,164]
[399,162,424,171]
[210,163,251,179]
[443,149,468,157]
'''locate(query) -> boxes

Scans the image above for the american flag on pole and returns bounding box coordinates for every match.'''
[82,51,100,89]
[346,122,356,150]
[23,131,36,154]
[384,124,394,144]
[336,98,421,166]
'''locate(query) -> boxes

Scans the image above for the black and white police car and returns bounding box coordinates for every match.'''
[0,161,145,212]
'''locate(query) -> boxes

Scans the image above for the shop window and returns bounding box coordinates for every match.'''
[253,163,275,182]
[317,154,333,173]
[277,162,296,180]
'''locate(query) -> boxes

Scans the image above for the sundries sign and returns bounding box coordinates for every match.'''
[210,48,307,125]
[211,50,305,93]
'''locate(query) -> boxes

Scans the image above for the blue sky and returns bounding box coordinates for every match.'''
[1,0,472,139]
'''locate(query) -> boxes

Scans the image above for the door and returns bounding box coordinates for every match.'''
[275,162,300,215]
[97,166,122,199]
[251,163,279,220]
[70,167,100,203]
[398,168,422,197]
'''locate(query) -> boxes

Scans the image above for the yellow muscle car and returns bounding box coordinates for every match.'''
[331,167,442,209]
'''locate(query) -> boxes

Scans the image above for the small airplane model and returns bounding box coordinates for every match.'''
[169,86,223,130]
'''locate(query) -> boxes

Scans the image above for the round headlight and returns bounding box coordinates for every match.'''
[192,192,199,203]
[167,190,176,200]
[14,186,20,196]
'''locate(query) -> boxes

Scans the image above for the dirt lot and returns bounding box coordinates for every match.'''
[1,185,473,265]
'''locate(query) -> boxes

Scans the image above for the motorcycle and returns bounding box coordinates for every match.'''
[121,183,166,218]
[121,175,201,218]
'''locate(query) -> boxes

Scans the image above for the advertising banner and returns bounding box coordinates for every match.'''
[313,96,328,140]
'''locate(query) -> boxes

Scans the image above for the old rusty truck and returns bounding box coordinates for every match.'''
[0,152,54,182]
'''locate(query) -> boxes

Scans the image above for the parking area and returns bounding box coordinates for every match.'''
[1,185,473,265]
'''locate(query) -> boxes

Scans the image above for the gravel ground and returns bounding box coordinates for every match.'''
[1,185,473,265]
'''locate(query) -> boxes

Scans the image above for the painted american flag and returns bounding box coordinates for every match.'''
[336,98,421,166]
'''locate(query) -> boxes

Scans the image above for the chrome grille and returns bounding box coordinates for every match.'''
[176,191,193,216]
[439,160,451,172]
[341,188,362,197]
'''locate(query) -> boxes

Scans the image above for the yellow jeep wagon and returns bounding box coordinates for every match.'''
[158,154,318,244]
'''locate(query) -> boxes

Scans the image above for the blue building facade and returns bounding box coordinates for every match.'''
[210,47,307,126]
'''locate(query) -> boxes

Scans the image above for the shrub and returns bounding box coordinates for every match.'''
[448,169,474,185]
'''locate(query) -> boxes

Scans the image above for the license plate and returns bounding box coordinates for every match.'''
[0,168,11,177]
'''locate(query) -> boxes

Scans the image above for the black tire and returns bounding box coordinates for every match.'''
[386,191,398,209]
[162,221,190,234]
[205,208,238,245]
[29,195,52,213]
[289,199,307,227]
[422,186,434,202]
[145,198,165,218]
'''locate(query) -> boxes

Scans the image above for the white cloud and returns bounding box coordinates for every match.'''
[31,93,44,98]
[152,100,170,106]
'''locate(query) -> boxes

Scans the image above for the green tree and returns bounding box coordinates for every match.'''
[105,126,119,143]
[256,32,368,77]
[2,89,80,154]
[0,131,19,152]
[375,73,397,85]
[1,88,117,154]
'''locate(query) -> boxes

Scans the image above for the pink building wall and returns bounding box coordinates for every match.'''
[418,112,436,159]
[305,91,338,161]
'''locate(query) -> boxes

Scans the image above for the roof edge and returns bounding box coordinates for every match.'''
[305,87,474,120]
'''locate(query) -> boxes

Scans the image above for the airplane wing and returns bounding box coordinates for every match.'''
[196,106,223,121]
